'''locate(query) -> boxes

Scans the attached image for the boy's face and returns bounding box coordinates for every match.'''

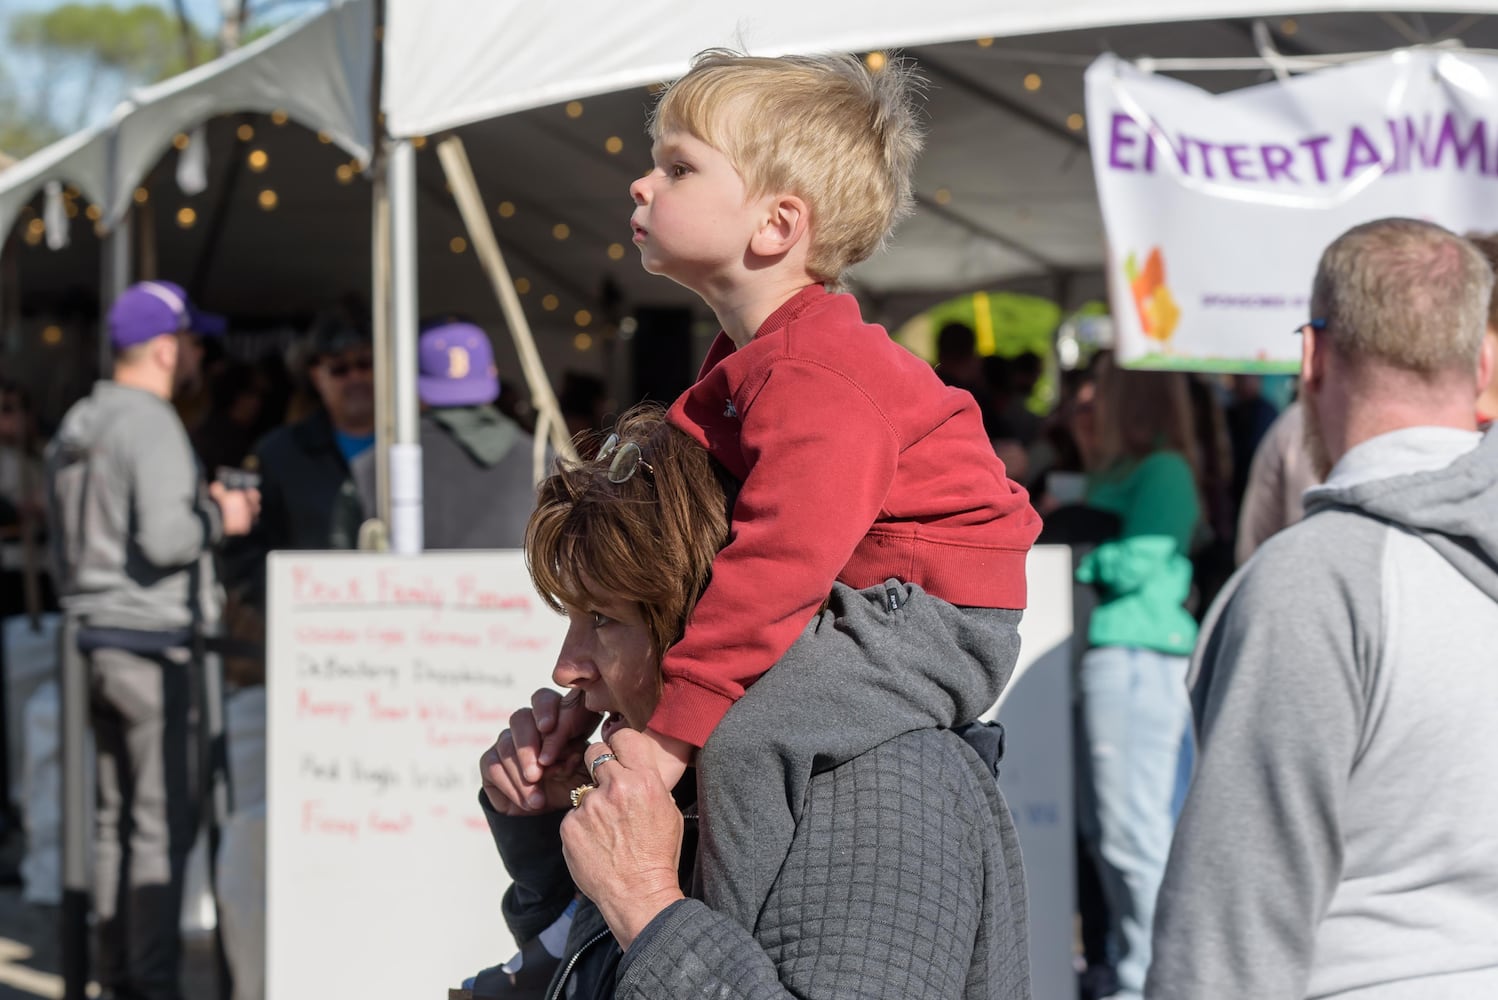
[630,129,761,291]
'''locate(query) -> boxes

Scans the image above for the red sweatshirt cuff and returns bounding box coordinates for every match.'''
[647,676,736,750]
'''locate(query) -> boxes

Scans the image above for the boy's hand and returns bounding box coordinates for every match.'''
[641,727,693,792]
[481,689,600,814]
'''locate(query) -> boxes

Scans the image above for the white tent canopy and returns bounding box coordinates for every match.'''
[381,0,1498,136]
[0,0,373,244]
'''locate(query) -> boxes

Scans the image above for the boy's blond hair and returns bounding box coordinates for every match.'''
[650,49,924,283]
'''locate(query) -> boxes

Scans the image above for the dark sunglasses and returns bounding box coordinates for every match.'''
[596,433,654,484]
[324,356,374,378]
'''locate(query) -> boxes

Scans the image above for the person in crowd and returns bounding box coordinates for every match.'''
[231,318,372,597]
[1183,375,1237,610]
[0,379,47,591]
[1149,218,1498,998]
[473,405,1030,1000]
[1470,232,1498,426]
[935,321,988,397]
[44,280,259,1000]
[1224,374,1279,508]
[1232,399,1319,564]
[351,320,541,549]
[511,51,1039,886]
[190,360,267,477]
[1072,360,1200,1000]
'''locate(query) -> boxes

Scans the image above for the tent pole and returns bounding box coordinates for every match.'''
[434,136,578,476]
[387,138,422,554]
[371,166,393,532]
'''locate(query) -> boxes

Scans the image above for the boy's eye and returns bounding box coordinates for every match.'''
[670,163,691,178]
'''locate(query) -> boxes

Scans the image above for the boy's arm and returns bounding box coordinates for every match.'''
[653,359,900,747]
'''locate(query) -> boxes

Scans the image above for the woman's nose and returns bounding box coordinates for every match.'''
[551,622,597,688]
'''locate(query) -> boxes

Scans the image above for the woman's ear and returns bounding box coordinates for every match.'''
[748,193,809,260]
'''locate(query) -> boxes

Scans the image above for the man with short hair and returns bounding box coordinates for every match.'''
[1468,232,1498,426]
[1148,218,1498,999]
[46,280,258,1000]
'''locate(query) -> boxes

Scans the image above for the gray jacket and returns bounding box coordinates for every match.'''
[1149,427,1498,999]
[45,380,223,632]
[619,580,1031,999]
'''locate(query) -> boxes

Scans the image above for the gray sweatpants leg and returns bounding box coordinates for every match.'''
[89,646,200,1000]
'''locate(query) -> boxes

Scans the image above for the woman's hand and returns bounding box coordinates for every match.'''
[481,688,599,815]
[561,729,686,950]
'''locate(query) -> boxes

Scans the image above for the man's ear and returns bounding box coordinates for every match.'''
[748,193,809,259]
[1300,322,1324,391]
[1478,329,1496,396]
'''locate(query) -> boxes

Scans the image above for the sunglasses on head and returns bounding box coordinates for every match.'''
[324,356,373,378]
[596,433,654,484]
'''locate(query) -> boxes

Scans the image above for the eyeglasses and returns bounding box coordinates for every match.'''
[1294,318,1328,336]
[596,433,654,484]
[324,356,374,378]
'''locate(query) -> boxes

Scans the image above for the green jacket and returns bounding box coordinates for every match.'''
[1078,450,1200,655]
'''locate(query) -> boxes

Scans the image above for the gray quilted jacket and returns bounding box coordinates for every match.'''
[618,579,1031,999]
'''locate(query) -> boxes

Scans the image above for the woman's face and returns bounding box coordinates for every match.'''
[551,591,661,742]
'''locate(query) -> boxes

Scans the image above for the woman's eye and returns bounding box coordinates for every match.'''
[590,611,612,628]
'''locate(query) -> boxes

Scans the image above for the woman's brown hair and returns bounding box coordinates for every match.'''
[1092,356,1200,478]
[525,403,730,661]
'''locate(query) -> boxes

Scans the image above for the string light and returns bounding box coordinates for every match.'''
[934,187,952,205]
[411,135,428,149]
[176,206,197,228]
[172,133,191,150]
[864,52,887,72]
[133,187,150,204]
[257,189,278,210]
[514,277,532,294]
[497,201,516,218]
[574,310,592,328]
[573,332,594,351]
[449,236,467,253]
[605,136,624,154]
[1023,73,1043,91]
[317,131,332,144]
[271,109,289,125]
[42,325,63,345]
[565,101,584,119]
[1280,17,1299,35]
[22,230,41,247]
[541,294,560,312]
[976,37,994,48]
[336,163,355,184]
[64,201,78,219]
[552,223,571,241]
[247,149,269,172]
[1067,113,1085,131]
[25,218,44,237]
[237,123,255,141]
[85,204,101,221]
[607,243,625,260]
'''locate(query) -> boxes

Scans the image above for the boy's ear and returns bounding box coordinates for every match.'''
[748,193,809,259]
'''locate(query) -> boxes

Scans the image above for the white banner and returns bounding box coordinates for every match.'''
[1086,49,1498,372]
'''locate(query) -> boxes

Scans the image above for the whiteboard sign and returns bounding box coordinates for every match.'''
[992,545,1075,1000]
[265,551,568,999]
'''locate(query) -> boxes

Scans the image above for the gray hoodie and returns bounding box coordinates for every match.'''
[1148,427,1498,999]
[46,380,223,633]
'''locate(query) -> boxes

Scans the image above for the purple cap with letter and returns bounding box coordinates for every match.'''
[108,280,227,350]
[418,322,499,407]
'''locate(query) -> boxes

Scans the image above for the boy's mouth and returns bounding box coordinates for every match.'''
[631,222,647,243]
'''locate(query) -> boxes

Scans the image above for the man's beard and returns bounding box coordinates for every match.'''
[1301,395,1334,480]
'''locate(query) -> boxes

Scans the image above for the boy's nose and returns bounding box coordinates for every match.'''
[629,174,649,205]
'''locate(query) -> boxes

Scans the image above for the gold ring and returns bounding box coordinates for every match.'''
[570,783,597,808]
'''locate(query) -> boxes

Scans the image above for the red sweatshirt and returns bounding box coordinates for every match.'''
[657,284,1042,747]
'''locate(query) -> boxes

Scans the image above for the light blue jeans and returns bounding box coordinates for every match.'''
[1076,645,1192,1000]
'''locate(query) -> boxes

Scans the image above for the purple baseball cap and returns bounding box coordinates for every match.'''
[418,322,499,407]
[108,280,227,350]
